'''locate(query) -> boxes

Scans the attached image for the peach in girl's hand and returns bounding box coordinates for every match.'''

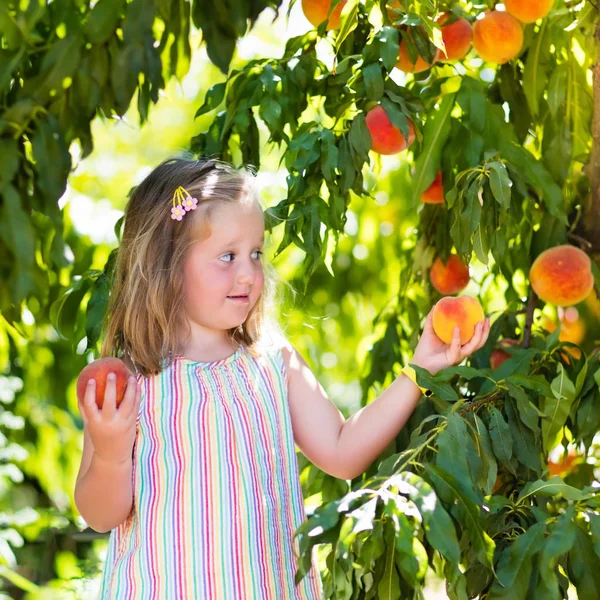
[76,357,133,409]
[432,296,485,345]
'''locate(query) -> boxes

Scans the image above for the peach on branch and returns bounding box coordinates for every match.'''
[437,13,473,61]
[504,0,553,24]
[473,11,523,64]
[529,245,594,307]
[490,338,519,369]
[429,254,470,295]
[301,0,347,30]
[421,171,444,204]
[432,296,485,345]
[365,105,415,154]
[76,357,134,409]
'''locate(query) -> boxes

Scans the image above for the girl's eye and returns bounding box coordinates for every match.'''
[220,250,263,263]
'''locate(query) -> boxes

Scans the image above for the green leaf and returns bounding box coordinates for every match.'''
[411,93,455,205]
[505,396,542,472]
[397,472,460,563]
[31,114,71,203]
[542,364,576,453]
[0,138,19,189]
[335,0,359,50]
[378,522,402,600]
[376,26,400,71]
[195,82,226,117]
[363,63,384,100]
[488,161,511,210]
[508,374,553,399]
[547,65,567,117]
[0,185,36,303]
[517,476,585,503]
[506,382,544,431]
[522,19,548,117]
[539,509,577,585]
[488,522,545,600]
[488,407,513,469]
[472,413,498,495]
[349,112,371,163]
[0,47,26,94]
[84,0,126,44]
[411,364,459,401]
[424,464,495,569]
[567,527,600,600]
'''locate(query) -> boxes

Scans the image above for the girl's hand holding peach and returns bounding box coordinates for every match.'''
[412,297,490,376]
[77,370,142,465]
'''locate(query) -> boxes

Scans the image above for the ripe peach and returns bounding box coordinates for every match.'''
[490,338,519,369]
[504,0,553,24]
[365,105,415,154]
[421,171,444,204]
[76,357,133,409]
[397,28,440,73]
[429,254,470,295]
[432,296,485,345]
[437,13,473,61]
[529,245,594,307]
[473,11,523,64]
[301,0,347,30]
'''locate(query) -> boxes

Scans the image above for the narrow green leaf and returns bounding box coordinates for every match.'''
[195,82,226,117]
[517,476,585,503]
[424,464,495,569]
[488,407,513,467]
[488,522,545,599]
[411,93,455,205]
[488,161,511,210]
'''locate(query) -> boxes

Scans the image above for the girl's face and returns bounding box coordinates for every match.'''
[182,200,265,336]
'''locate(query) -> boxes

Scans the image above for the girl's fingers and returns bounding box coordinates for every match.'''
[446,326,462,364]
[125,380,142,420]
[461,321,485,356]
[84,379,100,421]
[102,373,117,419]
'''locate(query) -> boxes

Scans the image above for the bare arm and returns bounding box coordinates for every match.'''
[282,341,421,480]
[74,367,141,533]
[74,429,134,533]
[282,313,489,480]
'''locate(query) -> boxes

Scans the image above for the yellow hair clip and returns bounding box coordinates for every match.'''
[170,186,198,221]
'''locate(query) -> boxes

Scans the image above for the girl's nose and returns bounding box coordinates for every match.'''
[236,261,255,285]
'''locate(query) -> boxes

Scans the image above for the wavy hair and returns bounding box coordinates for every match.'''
[100,156,286,378]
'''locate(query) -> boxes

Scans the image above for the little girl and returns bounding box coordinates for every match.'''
[74,156,490,599]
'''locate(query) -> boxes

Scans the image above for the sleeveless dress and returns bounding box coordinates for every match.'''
[98,342,323,599]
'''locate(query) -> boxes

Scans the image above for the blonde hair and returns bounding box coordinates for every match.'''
[100,156,287,378]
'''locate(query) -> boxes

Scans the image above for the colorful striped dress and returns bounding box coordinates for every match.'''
[98,342,323,599]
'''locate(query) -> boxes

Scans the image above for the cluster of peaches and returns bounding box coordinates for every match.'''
[302,0,554,172]
[302,0,551,67]
[428,244,595,360]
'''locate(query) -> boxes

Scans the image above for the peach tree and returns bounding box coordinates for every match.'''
[1,0,600,597]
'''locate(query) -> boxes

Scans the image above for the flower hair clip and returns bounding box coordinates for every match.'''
[170,186,199,221]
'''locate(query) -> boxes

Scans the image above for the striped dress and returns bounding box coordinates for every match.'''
[98,342,323,599]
